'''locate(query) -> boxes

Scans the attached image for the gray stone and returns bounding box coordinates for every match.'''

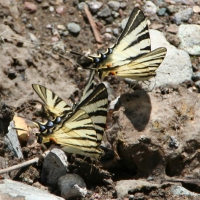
[113,28,119,36]
[178,24,200,55]
[145,30,193,89]
[121,17,128,29]
[41,148,68,186]
[112,10,119,18]
[192,71,200,81]
[58,174,87,199]
[77,2,85,11]
[143,1,157,15]
[97,6,111,18]
[87,1,103,13]
[157,7,167,16]
[4,120,23,159]
[120,2,127,9]
[0,179,64,200]
[108,1,120,11]
[167,5,179,13]
[67,22,81,34]
[173,8,193,25]
[171,185,199,197]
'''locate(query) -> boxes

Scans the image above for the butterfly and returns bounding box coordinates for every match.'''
[32,71,108,158]
[72,7,167,81]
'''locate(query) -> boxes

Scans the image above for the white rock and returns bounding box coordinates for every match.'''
[178,24,200,55]
[0,179,64,200]
[41,148,68,186]
[58,174,87,199]
[145,30,192,89]
[143,1,157,15]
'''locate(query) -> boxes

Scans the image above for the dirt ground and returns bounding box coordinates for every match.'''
[0,0,200,199]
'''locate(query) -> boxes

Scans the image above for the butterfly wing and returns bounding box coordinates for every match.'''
[42,109,103,158]
[32,84,72,117]
[86,8,167,80]
[76,83,108,144]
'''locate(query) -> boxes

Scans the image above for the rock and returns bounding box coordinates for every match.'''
[24,2,37,13]
[121,17,128,29]
[103,33,113,41]
[113,28,119,36]
[150,23,164,30]
[173,8,193,25]
[172,0,194,5]
[157,7,167,16]
[97,6,111,18]
[167,5,179,14]
[106,86,200,180]
[147,29,192,89]
[0,179,64,200]
[107,1,120,11]
[4,120,23,159]
[143,1,157,16]
[171,185,200,197]
[167,24,179,34]
[192,71,200,82]
[49,6,54,12]
[77,2,85,11]
[67,22,81,34]
[58,174,87,199]
[87,1,103,14]
[116,180,200,199]
[112,11,119,18]
[120,2,127,9]
[178,24,200,55]
[56,6,65,14]
[41,148,68,186]
[166,33,180,47]
[193,6,200,13]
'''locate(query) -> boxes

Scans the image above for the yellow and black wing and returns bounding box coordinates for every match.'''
[86,7,167,80]
[35,83,108,158]
[32,84,72,117]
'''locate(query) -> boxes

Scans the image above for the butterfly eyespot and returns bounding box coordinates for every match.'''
[110,71,116,75]
[50,137,57,144]
[46,120,54,127]
[106,63,112,67]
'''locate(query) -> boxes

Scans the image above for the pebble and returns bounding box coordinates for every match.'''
[62,30,69,36]
[166,33,180,47]
[56,6,65,14]
[87,1,103,13]
[58,174,87,199]
[192,72,200,82]
[97,6,111,18]
[41,148,68,186]
[167,24,179,34]
[120,2,127,9]
[173,8,193,25]
[57,24,66,30]
[157,7,167,16]
[113,28,119,36]
[49,6,54,12]
[42,2,49,9]
[24,2,37,13]
[167,5,179,13]
[193,6,200,13]
[26,23,35,30]
[108,1,120,11]
[143,1,157,16]
[103,33,113,41]
[121,17,128,29]
[112,11,120,18]
[178,24,200,55]
[67,22,81,34]
[78,2,86,11]
[150,23,164,30]
[105,27,112,33]
[104,16,114,24]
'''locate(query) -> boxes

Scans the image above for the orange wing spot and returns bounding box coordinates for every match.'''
[106,62,112,67]
[110,71,116,75]
[50,137,57,144]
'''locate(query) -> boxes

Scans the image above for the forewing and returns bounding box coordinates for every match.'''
[32,84,72,117]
